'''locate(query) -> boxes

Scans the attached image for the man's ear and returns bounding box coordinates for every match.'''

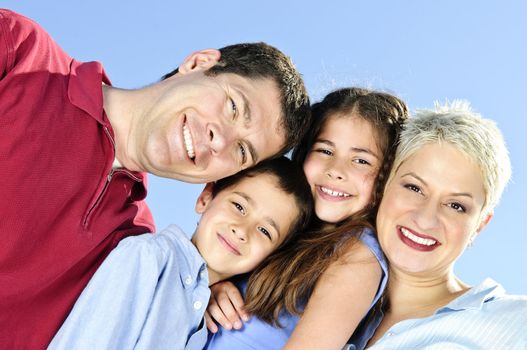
[178,49,221,74]
[195,182,215,214]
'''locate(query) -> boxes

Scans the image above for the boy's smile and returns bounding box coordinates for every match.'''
[192,173,300,284]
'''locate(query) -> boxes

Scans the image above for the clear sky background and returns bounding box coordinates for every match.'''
[6,1,526,294]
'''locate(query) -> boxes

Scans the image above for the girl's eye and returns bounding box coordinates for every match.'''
[230,98,238,118]
[448,202,466,213]
[232,201,245,215]
[238,143,247,165]
[353,158,371,165]
[404,183,422,194]
[315,148,333,156]
[258,226,272,240]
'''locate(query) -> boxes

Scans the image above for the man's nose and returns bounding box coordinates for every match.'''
[207,123,229,155]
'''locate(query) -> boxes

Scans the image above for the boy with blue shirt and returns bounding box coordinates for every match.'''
[48,157,312,350]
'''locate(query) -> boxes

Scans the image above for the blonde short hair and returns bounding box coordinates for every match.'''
[388,100,511,215]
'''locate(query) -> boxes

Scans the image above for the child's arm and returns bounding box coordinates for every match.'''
[205,281,249,333]
[283,240,382,350]
[48,235,163,350]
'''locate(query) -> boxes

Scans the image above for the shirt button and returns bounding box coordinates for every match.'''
[193,301,203,310]
[387,332,394,337]
[185,276,192,285]
[200,271,207,279]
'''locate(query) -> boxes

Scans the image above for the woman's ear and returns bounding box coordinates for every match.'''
[178,49,221,74]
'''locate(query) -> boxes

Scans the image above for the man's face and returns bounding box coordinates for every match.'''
[192,173,299,283]
[132,51,285,183]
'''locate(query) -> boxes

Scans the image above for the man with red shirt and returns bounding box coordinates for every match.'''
[0,9,310,349]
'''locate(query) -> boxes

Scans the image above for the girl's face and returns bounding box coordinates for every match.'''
[303,114,383,224]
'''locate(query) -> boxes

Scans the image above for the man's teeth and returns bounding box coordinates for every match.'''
[400,227,437,246]
[320,186,351,197]
[183,123,195,159]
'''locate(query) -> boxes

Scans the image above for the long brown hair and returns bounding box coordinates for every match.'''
[244,88,408,325]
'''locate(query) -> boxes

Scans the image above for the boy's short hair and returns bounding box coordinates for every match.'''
[162,42,311,156]
[213,156,313,245]
[389,100,511,215]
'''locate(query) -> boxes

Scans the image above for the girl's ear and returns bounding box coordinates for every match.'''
[195,182,215,214]
[178,49,221,74]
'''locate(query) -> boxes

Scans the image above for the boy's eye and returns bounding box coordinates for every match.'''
[258,226,272,240]
[238,143,247,165]
[448,202,466,213]
[232,201,245,215]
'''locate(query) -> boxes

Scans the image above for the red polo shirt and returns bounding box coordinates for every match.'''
[0,9,155,349]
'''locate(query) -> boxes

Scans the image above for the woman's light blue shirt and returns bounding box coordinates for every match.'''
[351,278,527,350]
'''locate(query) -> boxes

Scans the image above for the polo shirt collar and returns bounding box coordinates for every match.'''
[67,59,111,126]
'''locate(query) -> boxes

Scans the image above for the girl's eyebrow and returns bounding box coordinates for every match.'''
[314,139,380,159]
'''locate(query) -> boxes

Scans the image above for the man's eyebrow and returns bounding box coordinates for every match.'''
[238,90,258,163]
[233,191,281,238]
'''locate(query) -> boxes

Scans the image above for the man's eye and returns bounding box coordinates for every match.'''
[230,98,237,117]
[232,201,245,215]
[238,143,247,165]
[258,226,272,240]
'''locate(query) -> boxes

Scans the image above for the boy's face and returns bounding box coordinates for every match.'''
[192,173,299,283]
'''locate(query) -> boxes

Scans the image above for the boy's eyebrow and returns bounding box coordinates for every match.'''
[233,191,281,238]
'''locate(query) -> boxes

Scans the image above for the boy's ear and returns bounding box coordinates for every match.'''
[195,182,215,214]
[472,211,493,241]
[178,49,221,74]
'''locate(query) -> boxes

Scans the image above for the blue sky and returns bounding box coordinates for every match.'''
[6,1,526,294]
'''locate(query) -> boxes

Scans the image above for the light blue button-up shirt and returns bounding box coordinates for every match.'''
[48,225,210,350]
[351,278,527,350]
[206,228,388,350]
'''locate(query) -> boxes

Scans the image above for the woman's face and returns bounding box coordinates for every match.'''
[376,143,490,277]
[303,114,382,224]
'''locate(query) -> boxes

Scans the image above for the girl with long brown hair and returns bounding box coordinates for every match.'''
[204,87,408,349]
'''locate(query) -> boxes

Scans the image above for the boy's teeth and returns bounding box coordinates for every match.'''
[183,123,195,159]
[320,186,350,197]
[400,227,437,246]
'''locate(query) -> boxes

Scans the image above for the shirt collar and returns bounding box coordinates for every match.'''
[67,59,111,126]
[438,278,505,313]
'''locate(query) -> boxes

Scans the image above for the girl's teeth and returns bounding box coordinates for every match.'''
[183,123,195,159]
[400,227,437,246]
[320,186,350,197]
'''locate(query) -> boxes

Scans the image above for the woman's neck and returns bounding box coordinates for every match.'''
[385,269,469,319]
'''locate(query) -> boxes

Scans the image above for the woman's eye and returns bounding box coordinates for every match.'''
[448,202,466,213]
[404,183,422,194]
[258,226,272,240]
[232,201,245,215]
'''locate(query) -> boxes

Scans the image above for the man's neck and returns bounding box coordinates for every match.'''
[102,84,141,171]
